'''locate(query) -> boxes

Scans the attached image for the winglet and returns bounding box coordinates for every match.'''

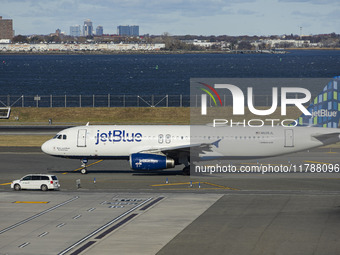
[212,139,221,148]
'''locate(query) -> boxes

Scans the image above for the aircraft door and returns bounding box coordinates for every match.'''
[284,129,294,147]
[77,129,87,147]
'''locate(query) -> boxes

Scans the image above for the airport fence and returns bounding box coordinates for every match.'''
[0,94,310,108]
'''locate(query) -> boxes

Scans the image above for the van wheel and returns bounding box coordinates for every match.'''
[14,184,21,191]
[41,185,48,191]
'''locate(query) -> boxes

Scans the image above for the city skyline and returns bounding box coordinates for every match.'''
[1,0,340,36]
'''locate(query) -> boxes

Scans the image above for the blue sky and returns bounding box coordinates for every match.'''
[2,0,340,36]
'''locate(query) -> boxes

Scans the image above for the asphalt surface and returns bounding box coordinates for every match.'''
[0,125,72,135]
[1,147,340,254]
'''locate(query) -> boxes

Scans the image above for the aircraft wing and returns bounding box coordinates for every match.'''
[312,133,340,145]
[139,139,221,159]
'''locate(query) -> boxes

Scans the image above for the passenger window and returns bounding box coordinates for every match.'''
[158,134,164,144]
[165,134,171,144]
[57,135,62,139]
[32,176,41,180]
[22,176,32,181]
[63,135,67,140]
[41,176,49,180]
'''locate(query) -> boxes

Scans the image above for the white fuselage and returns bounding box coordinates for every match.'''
[41,125,339,160]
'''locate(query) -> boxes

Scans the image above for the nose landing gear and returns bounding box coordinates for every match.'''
[81,159,88,174]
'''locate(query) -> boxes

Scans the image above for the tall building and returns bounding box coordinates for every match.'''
[96,26,103,36]
[117,25,139,36]
[70,25,81,37]
[83,19,93,36]
[130,25,139,36]
[0,16,14,40]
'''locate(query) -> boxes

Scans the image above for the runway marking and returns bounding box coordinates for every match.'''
[205,182,239,190]
[151,182,239,190]
[69,241,96,255]
[38,232,49,238]
[151,182,196,187]
[58,197,153,255]
[62,160,104,174]
[304,160,333,165]
[95,213,138,240]
[0,196,79,235]
[158,187,235,190]
[0,182,11,186]
[13,201,49,204]
[56,223,66,228]
[140,197,165,211]
[18,242,30,248]
[325,149,338,154]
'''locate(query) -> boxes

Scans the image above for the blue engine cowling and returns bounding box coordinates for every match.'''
[129,153,175,170]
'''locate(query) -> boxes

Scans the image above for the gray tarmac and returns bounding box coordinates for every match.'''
[1,147,340,254]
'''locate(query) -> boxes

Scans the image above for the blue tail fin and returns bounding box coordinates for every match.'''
[296,76,340,128]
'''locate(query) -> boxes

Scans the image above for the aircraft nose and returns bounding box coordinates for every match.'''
[41,140,53,154]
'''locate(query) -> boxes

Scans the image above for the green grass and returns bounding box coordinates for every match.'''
[1,107,340,148]
[0,135,52,147]
[2,107,190,125]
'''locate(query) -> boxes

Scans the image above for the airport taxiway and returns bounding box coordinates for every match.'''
[1,147,340,254]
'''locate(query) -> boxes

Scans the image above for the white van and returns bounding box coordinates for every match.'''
[11,174,60,191]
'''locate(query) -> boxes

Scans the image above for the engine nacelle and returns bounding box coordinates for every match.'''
[129,153,175,170]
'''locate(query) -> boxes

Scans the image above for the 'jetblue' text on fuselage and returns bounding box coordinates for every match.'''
[95,130,142,145]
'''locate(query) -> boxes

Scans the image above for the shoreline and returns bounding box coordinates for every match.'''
[1,48,339,55]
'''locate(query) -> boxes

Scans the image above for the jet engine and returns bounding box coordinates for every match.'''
[129,153,175,170]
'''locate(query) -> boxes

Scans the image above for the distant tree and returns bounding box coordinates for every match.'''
[45,35,61,43]
[12,35,28,43]
[228,39,238,50]
[257,42,267,50]
[29,36,44,44]
[237,41,253,50]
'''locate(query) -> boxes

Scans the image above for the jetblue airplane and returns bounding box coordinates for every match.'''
[42,77,340,174]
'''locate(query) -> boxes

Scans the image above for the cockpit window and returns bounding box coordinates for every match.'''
[53,134,67,140]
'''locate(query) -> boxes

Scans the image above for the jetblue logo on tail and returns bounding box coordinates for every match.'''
[311,110,337,118]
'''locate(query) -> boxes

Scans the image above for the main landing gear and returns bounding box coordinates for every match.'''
[81,159,88,174]
[183,165,190,175]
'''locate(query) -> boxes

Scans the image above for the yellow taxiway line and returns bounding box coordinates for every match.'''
[0,182,11,186]
[13,201,49,204]
[304,160,333,165]
[62,159,104,174]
